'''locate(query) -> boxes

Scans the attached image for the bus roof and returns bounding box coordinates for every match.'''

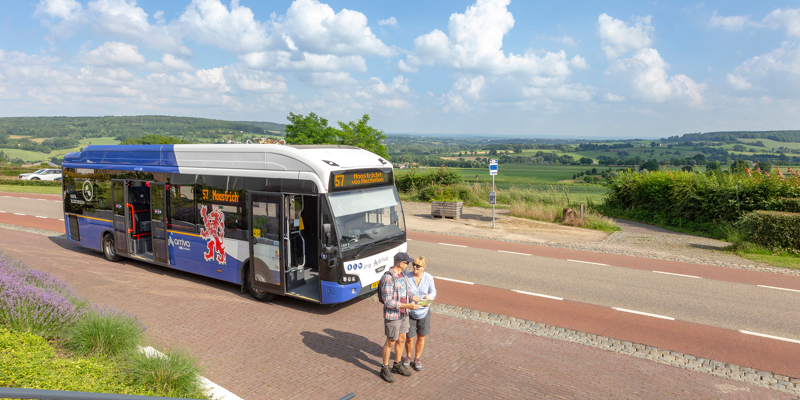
[63,144,392,192]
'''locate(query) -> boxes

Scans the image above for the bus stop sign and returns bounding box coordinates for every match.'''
[489,159,498,176]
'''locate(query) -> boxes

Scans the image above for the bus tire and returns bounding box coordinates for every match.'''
[246,261,275,302]
[102,234,120,262]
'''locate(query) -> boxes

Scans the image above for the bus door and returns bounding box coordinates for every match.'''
[248,192,287,296]
[150,182,168,265]
[111,179,130,256]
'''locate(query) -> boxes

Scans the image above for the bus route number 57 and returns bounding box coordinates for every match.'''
[334,175,344,187]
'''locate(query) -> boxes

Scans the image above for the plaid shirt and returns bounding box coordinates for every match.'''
[380,269,409,321]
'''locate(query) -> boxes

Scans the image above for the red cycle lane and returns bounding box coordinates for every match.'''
[434,278,800,379]
[409,231,800,291]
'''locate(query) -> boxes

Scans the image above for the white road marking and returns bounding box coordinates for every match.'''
[439,243,467,248]
[139,347,242,400]
[498,250,531,256]
[613,307,674,320]
[567,259,608,266]
[435,276,474,285]
[757,285,800,293]
[739,330,800,345]
[58,219,64,221]
[512,290,562,300]
[653,271,701,279]
[35,216,47,219]
[0,211,5,213]
[13,213,25,216]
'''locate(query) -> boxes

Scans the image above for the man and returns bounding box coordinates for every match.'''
[380,252,420,383]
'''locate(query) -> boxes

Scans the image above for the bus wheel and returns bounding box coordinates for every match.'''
[103,234,120,262]
[246,263,275,302]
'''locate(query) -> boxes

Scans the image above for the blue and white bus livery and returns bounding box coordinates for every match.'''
[61,144,407,304]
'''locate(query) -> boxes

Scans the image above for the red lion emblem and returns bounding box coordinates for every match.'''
[200,205,226,264]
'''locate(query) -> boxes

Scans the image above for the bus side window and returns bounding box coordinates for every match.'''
[168,185,196,233]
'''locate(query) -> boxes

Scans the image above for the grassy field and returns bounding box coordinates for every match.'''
[739,138,800,150]
[0,185,61,194]
[1,137,120,163]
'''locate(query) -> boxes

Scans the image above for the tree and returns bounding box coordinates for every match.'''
[756,161,772,172]
[337,114,389,159]
[284,112,338,145]
[705,161,721,171]
[639,159,659,172]
[579,157,593,165]
[120,134,189,145]
[729,160,749,174]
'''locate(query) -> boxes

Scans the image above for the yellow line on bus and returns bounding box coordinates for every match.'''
[64,213,112,223]
[167,230,202,238]
[286,292,319,302]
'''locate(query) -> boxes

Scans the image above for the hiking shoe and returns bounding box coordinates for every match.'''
[392,361,413,377]
[412,358,422,371]
[380,365,395,383]
[402,356,411,368]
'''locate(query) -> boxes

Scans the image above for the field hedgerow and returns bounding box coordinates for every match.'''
[0,252,86,338]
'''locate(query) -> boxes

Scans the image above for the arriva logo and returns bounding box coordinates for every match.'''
[168,236,191,250]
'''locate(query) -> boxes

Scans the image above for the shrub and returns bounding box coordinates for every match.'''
[0,179,61,186]
[0,253,85,338]
[63,308,146,358]
[126,348,207,399]
[740,211,800,250]
[761,197,800,213]
[395,167,461,192]
[420,185,469,202]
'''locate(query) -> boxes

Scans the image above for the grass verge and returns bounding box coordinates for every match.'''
[0,184,61,195]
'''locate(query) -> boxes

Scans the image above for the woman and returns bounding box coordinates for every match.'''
[403,256,436,371]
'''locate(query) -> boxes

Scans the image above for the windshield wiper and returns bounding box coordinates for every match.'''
[353,233,405,259]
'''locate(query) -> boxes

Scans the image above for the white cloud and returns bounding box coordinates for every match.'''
[607,48,706,107]
[762,8,800,37]
[276,0,395,57]
[403,0,583,79]
[36,0,82,20]
[397,59,418,73]
[726,73,753,90]
[597,13,654,59]
[725,41,800,94]
[569,55,588,69]
[240,51,367,72]
[75,41,146,66]
[552,36,576,46]
[178,0,269,54]
[708,11,754,31]
[162,54,194,71]
[604,93,625,102]
[378,17,397,27]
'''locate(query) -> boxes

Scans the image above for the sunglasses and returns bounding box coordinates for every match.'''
[413,264,424,268]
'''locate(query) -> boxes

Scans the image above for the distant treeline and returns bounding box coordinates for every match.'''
[0,116,286,143]
[668,131,800,143]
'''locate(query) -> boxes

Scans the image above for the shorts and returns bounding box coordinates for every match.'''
[407,311,431,338]
[385,314,410,340]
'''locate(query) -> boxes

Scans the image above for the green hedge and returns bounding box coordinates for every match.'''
[605,170,800,227]
[395,167,461,192]
[0,179,61,186]
[740,211,800,250]
[762,197,800,213]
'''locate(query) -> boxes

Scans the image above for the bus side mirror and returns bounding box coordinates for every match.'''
[322,223,335,252]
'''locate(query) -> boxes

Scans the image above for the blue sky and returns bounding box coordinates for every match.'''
[1,0,799,138]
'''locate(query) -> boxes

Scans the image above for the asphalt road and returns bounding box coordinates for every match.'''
[407,239,800,341]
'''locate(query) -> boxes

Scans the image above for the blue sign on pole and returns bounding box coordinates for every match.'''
[489,159,498,176]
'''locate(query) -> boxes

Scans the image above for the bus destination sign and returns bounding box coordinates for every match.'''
[330,169,392,192]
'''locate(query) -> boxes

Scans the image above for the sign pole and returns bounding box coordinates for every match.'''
[489,159,498,228]
[492,173,495,228]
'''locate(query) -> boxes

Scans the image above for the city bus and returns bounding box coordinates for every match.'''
[61,143,407,304]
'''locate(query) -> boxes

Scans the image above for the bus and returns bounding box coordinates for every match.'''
[61,143,407,304]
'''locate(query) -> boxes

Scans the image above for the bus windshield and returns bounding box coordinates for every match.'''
[328,186,405,247]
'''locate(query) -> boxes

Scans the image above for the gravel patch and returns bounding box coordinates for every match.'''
[367,293,800,395]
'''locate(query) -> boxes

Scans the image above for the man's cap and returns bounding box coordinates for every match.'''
[394,252,414,264]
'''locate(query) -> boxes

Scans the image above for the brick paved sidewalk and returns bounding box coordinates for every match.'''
[2,229,793,400]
